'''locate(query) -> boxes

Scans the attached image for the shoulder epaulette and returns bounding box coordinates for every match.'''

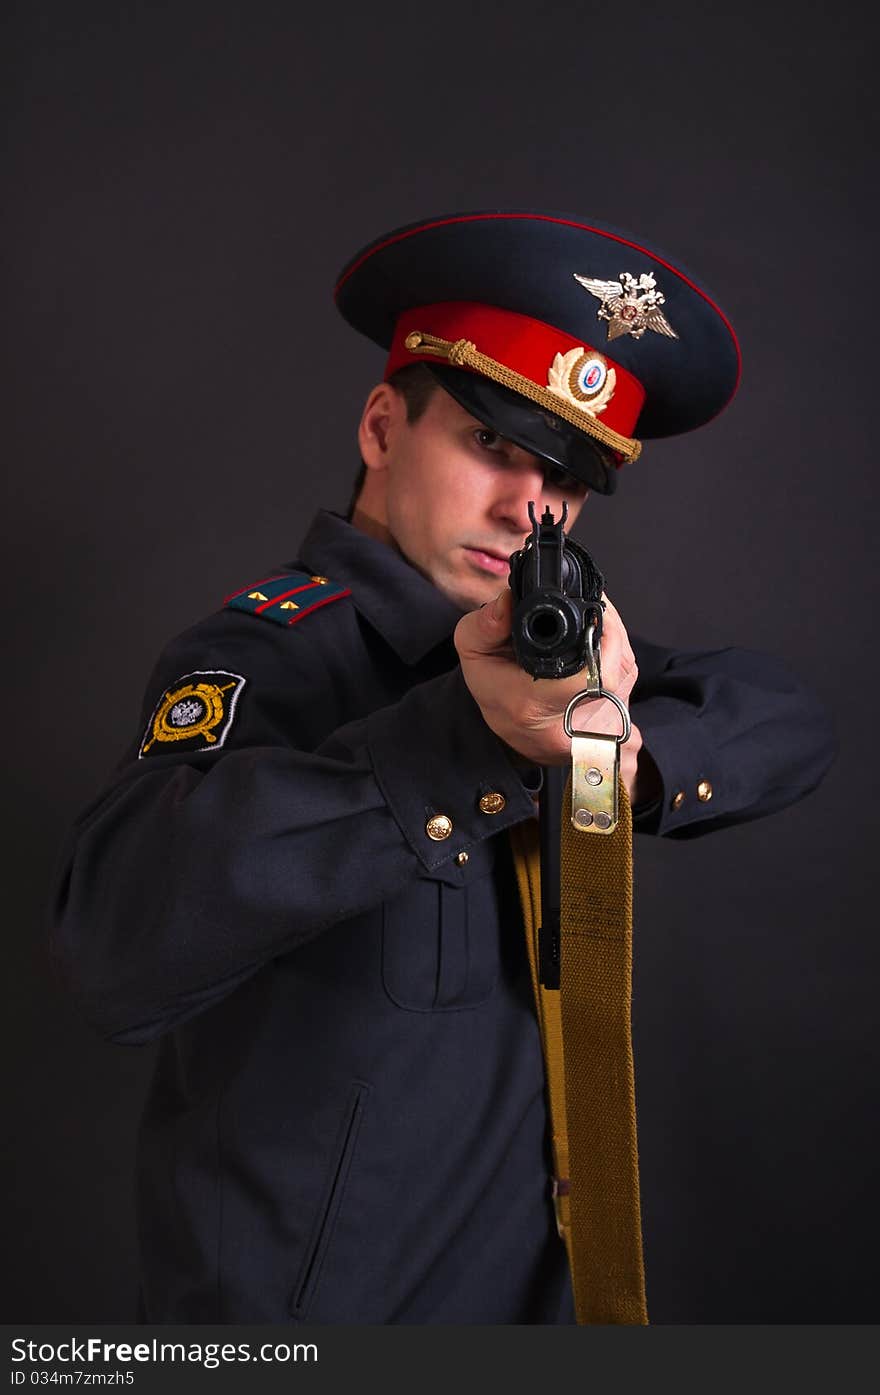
[224,571,351,627]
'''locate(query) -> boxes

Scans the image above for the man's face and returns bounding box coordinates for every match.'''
[357,384,590,611]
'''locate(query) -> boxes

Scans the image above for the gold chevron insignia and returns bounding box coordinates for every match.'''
[310,575,329,585]
[280,601,299,610]
[248,591,268,601]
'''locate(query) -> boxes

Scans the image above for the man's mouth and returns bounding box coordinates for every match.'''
[463,545,512,577]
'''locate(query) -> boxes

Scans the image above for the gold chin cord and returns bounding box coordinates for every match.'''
[509,667,648,1324]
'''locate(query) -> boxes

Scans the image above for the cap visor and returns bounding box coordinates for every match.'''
[426,364,618,494]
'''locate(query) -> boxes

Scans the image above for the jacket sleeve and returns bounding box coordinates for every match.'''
[49,613,836,1043]
[629,635,837,837]
[48,614,537,1045]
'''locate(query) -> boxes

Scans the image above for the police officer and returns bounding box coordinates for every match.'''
[50,210,834,1323]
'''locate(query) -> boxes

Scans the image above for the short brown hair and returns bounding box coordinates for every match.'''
[387,362,438,423]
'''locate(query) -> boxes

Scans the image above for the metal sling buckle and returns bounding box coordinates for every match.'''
[563,687,631,834]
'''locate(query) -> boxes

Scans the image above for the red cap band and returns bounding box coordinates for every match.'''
[385,302,646,440]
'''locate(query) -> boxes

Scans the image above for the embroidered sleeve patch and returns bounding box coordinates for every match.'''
[139,671,246,759]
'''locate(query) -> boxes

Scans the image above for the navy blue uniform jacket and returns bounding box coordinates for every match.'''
[50,510,835,1323]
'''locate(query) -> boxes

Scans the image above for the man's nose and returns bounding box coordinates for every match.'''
[489,459,549,535]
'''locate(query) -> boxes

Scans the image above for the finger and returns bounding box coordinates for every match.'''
[599,601,624,677]
[480,587,513,646]
[455,588,514,658]
[598,592,635,682]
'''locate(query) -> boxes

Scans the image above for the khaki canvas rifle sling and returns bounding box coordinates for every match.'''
[509,688,648,1325]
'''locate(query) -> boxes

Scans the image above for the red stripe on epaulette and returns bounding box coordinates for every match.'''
[285,590,352,626]
[255,581,320,613]
[223,574,291,604]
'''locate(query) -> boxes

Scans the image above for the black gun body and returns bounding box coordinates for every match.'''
[508,503,605,679]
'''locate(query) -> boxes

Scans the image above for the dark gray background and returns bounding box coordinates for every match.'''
[3,1,877,1323]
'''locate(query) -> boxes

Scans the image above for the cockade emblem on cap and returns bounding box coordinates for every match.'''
[547,349,616,416]
[574,271,679,342]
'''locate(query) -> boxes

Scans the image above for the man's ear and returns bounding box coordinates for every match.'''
[358,382,404,471]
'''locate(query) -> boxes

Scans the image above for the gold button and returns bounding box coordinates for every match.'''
[478,792,506,815]
[671,790,686,811]
[425,813,453,841]
[455,851,469,866]
[697,780,713,803]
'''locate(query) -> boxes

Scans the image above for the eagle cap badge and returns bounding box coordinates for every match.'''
[574,270,679,342]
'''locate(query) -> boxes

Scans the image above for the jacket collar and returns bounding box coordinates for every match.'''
[296,510,466,665]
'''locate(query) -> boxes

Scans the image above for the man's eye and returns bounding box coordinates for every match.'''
[544,466,576,489]
[474,428,504,452]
